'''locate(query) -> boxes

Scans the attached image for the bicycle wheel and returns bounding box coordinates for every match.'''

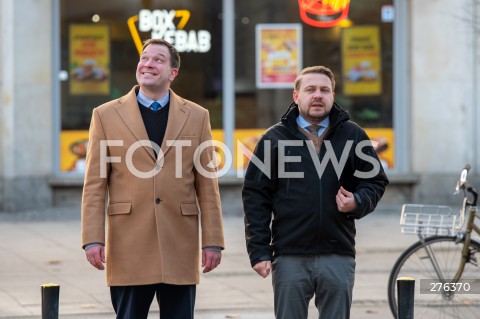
[388,236,480,319]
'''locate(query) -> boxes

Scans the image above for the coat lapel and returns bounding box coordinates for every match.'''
[115,86,156,161]
[161,90,191,157]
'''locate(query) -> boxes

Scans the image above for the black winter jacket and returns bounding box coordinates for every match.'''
[242,102,389,267]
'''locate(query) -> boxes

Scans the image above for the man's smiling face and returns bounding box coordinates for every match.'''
[136,43,178,95]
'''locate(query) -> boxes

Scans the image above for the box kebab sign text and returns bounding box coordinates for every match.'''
[128,9,211,54]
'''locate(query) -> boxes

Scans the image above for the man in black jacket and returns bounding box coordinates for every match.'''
[242,66,388,319]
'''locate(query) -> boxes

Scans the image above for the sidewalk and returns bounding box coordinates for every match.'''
[0,205,414,319]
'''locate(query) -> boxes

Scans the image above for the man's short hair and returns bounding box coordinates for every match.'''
[142,38,181,70]
[294,66,335,92]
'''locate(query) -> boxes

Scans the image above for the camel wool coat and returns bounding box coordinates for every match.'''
[81,86,225,286]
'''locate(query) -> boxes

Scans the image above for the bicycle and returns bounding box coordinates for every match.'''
[387,165,480,318]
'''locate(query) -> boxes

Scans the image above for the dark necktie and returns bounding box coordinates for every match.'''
[305,124,321,137]
[150,102,160,111]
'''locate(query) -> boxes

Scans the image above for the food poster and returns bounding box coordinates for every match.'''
[256,24,302,88]
[69,24,110,95]
[60,130,89,173]
[365,128,394,170]
[341,26,382,95]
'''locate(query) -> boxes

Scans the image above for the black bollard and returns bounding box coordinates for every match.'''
[41,283,60,319]
[397,277,415,319]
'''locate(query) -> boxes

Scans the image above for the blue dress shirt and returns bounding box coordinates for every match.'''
[137,90,170,109]
[296,115,330,137]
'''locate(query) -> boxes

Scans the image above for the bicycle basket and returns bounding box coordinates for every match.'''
[400,204,460,236]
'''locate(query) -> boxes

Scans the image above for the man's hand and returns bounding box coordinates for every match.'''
[336,186,357,213]
[85,245,105,270]
[253,260,271,278]
[202,249,222,273]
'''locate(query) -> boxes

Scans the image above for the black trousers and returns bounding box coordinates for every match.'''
[110,283,196,319]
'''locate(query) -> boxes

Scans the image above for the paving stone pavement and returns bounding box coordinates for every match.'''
[0,204,415,319]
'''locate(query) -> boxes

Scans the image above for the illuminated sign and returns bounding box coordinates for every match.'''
[298,0,350,28]
[128,9,211,54]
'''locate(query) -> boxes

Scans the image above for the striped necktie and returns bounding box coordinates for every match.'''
[305,124,321,137]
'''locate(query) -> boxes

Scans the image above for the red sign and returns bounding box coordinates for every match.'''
[298,0,350,28]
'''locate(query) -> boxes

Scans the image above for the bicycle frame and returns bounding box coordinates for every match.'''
[388,165,480,318]
[453,205,479,281]
[417,171,479,293]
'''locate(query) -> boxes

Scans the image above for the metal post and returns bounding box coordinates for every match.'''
[222,0,235,176]
[397,277,415,319]
[41,283,60,319]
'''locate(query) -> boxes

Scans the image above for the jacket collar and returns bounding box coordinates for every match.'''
[281,101,349,133]
[114,85,191,161]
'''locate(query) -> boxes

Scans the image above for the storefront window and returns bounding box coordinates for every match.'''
[59,0,222,173]
[235,0,394,169]
[58,0,395,174]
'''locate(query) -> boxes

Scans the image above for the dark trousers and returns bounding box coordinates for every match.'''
[272,255,355,319]
[110,283,196,319]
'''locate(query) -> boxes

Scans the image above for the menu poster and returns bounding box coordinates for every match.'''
[256,24,302,89]
[342,26,382,96]
[69,24,110,95]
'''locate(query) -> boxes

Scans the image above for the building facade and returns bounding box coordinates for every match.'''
[1,0,479,212]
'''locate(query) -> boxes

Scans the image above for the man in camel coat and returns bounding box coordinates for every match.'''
[81,38,224,319]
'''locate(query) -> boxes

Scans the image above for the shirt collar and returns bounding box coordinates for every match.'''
[137,89,170,109]
[296,114,330,129]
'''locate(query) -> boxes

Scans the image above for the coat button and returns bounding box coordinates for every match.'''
[155,198,161,204]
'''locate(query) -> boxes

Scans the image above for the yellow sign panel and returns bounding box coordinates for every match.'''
[69,24,110,95]
[342,26,382,96]
[60,128,394,173]
[60,129,265,173]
